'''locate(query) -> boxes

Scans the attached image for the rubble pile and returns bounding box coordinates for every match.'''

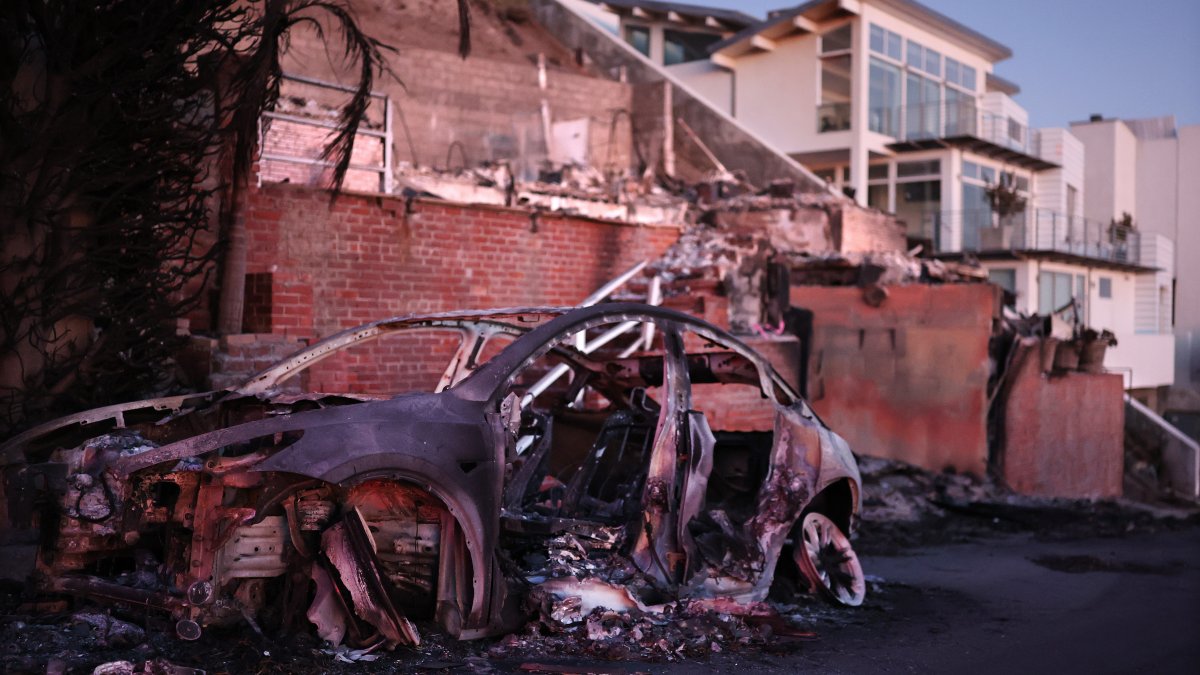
[490,599,779,662]
[854,455,1200,555]
[395,162,690,224]
[655,214,985,287]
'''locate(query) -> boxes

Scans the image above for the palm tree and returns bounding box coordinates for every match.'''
[0,0,470,434]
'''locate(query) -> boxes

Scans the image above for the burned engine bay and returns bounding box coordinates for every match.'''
[0,304,865,654]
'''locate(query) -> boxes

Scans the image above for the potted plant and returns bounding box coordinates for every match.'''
[982,171,1026,249]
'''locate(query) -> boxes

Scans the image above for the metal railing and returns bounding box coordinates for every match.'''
[817,102,852,133]
[914,208,1142,265]
[259,73,394,193]
[868,99,1045,160]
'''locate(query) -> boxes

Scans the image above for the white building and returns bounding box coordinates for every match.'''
[1070,115,1200,389]
[587,0,1177,389]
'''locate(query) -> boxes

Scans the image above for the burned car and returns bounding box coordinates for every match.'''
[0,303,864,648]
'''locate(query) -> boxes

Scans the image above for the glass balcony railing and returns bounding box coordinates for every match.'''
[817,102,852,132]
[866,99,1045,160]
[912,209,1142,265]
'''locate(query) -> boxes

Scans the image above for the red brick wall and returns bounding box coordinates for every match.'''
[1000,339,1125,498]
[235,182,679,394]
[795,283,999,475]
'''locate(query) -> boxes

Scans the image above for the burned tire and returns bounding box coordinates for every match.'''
[793,512,865,607]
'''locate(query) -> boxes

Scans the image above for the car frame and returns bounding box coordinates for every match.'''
[0,303,864,647]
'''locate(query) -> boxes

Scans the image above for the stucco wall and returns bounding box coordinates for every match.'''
[1177,126,1200,386]
[664,61,733,116]
[1071,119,1139,224]
[1033,128,1085,216]
[731,32,822,154]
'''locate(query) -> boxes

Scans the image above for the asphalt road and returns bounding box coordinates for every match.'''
[682,525,1200,674]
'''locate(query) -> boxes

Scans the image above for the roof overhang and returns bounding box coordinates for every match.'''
[711,0,1013,64]
[598,0,757,31]
[985,72,1021,96]
[871,0,1012,62]
[711,0,857,59]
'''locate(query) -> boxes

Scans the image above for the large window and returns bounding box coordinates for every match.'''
[945,57,977,91]
[906,40,941,77]
[663,29,721,65]
[895,159,941,244]
[869,25,977,141]
[869,24,902,60]
[905,72,941,139]
[821,24,852,53]
[1038,271,1086,320]
[989,268,1016,294]
[625,25,649,57]
[819,54,852,132]
[818,25,852,133]
[869,57,901,136]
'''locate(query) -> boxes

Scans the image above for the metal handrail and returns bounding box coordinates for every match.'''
[870,99,1044,160]
[258,73,395,193]
[916,208,1141,264]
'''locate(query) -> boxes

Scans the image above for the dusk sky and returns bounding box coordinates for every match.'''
[678,0,1200,129]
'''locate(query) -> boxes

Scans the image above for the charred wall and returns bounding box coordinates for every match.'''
[794,283,1000,475]
[999,339,1126,498]
[270,41,635,182]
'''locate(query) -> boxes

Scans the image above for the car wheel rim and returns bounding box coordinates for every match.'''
[796,512,865,607]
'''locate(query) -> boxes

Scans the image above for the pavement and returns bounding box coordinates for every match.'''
[683,524,1200,674]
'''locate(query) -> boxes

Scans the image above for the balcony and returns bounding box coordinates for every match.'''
[912,209,1145,267]
[872,100,1057,170]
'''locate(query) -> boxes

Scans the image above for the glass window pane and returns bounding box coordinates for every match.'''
[870,24,885,53]
[907,40,922,67]
[989,269,1016,293]
[898,159,940,177]
[962,65,977,91]
[869,57,902,136]
[963,160,980,180]
[886,32,902,60]
[924,48,941,76]
[1076,275,1087,320]
[946,57,960,85]
[980,165,996,184]
[867,183,889,210]
[820,54,852,103]
[945,87,975,135]
[663,30,722,65]
[625,25,650,56]
[924,78,941,135]
[1054,273,1072,312]
[906,72,924,139]
[819,54,852,132]
[1038,271,1055,314]
[868,164,889,180]
[1099,277,1112,298]
[822,24,852,53]
[962,183,992,250]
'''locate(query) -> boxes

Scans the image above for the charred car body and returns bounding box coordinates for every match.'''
[0,304,865,647]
